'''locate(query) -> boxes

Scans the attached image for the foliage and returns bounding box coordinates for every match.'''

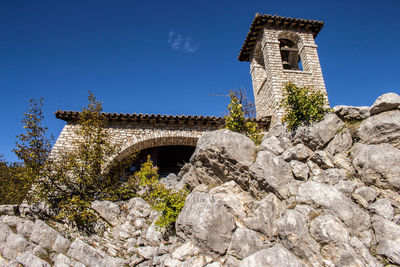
[0,156,29,204]
[132,156,188,232]
[225,90,263,145]
[280,82,330,130]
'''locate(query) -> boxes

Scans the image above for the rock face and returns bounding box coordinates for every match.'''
[1,92,399,266]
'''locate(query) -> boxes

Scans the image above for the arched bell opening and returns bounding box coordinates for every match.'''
[279,38,303,71]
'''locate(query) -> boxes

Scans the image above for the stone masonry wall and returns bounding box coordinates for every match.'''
[250,26,327,126]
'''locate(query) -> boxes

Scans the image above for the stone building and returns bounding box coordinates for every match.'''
[239,14,328,125]
[52,14,327,173]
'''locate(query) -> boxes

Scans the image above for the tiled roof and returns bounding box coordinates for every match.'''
[55,110,271,129]
[238,14,324,62]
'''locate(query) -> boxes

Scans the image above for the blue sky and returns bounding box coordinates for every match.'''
[1,0,399,162]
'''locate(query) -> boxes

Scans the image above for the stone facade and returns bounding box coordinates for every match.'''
[239,14,328,125]
[52,111,270,165]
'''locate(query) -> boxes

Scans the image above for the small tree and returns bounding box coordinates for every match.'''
[225,90,263,145]
[0,156,28,204]
[280,82,330,131]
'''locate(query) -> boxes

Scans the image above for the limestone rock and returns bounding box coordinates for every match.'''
[30,219,60,250]
[244,193,283,237]
[227,228,264,259]
[91,200,120,226]
[372,215,400,264]
[354,186,378,203]
[310,150,334,169]
[370,92,400,115]
[290,160,309,180]
[312,168,346,185]
[176,192,235,254]
[282,144,313,162]
[250,151,294,198]
[192,129,256,167]
[0,205,18,216]
[326,129,353,155]
[240,243,307,267]
[333,105,370,120]
[298,181,370,233]
[172,241,199,261]
[259,136,284,155]
[52,235,71,254]
[369,198,393,220]
[16,251,51,267]
[358,110,400,148]
[53,253,85,267]
[309,214,349,244]
[293,113,345,150]
[352,143,400,190]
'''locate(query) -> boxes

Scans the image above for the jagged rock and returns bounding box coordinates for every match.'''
[30,219,60,250]
[372,215,400,264]
[137,246,159,259]
[145,222,163,245]
[0,222,13,242]
[352,143,400,190]
[176,192,236,254]
[52,235,71,254]
[333,105,370,120]
[358,110,400,148]
[283,143,313,162]
[163,257,182,267]
[16,251,51,267]
[259,136,284,155]
[370,92,400,115]
[67,238,124,267]
[309,214,349,244]
[171,241,199,261]
[354,186,378,203]
[227,228,264,259]
[312,168,346,185]
[276,209,321,264]
[0,205,18,216]
[209,181,255,219]
[91,200,120,227]
[7,233,33,254]
[298,181,370,233]
[244,193,283,237]
[310,150,334,169]
[290,160,309,180]
[266,124,287,138]
[293,113,345,150]
[332,152,355,175]
[53,253,85,267]
[326,129,353,155]
[369,198,393,220]
[192,129,256,167]
[250,151,294,198]
[126,197,151,218]
[240,243,307,267]
[334,180,357,195]
[16,219,34,239]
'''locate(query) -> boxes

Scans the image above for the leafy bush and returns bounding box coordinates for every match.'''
[0,157,29,204]
[225,90,263,145]
[280,82,330,130]
[132,156,188,232]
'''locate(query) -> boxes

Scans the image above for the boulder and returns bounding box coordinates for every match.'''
[312,168,346,185]
[358,110,400,148]
[172,241,200,261]
[244,193,283,237]
[370,92,400,115]
[282,144,313,162]
[250,151,294,198]
[369,198,393,220]
[176,192,236,255]
[192,129,256,167]
[352,143,400,190]
[326,129,353,155]
[297,181,370,233]
[310,150,334,169]
[354,186,378,203]
[293,113,345,150]
[259,136,284,155]
[91,200,120,226]
[309,214,349,244]
[29,219,60,250]
[227,228,264,259]
[290,160,309,181]
[372,215,400,264]
[333,105,370,120]
[16,251,51,267]
[239,243,307,267]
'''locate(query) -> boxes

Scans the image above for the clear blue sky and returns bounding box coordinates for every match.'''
[1,0,399,162]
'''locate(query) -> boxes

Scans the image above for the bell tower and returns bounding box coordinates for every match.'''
[239,14,328,125]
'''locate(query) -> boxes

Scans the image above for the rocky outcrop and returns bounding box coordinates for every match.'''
[1,92,400,266]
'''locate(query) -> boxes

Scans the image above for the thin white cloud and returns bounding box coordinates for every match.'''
[168,31,199,53]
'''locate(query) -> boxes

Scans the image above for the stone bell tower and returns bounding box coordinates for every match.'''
[238,14,328,125]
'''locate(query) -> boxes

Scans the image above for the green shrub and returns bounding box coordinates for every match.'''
[132,156,188,232]
[225,90,263,145]
[280,82,330,130]
[0,157,29,204]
